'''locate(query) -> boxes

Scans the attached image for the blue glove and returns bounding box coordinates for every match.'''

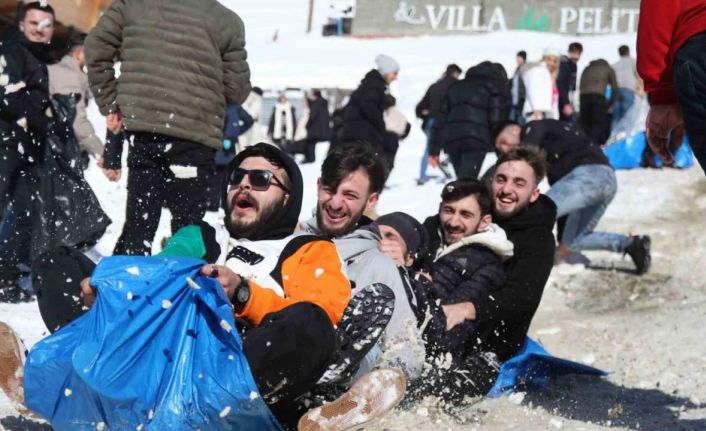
[223,139,232,150]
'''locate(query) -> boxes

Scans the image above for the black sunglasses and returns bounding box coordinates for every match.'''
[229,167,290,192]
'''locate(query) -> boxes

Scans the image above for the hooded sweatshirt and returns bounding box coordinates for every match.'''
[300,217,426,379]
[161,144,350,326]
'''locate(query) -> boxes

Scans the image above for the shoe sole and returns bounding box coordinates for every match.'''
[317,283,394,385]
[298,368,406,431]
[0,321,27,410]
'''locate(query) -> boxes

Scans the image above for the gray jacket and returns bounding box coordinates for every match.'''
[48,55,103,156]
[612,57,638,91]
[300,217,425,378]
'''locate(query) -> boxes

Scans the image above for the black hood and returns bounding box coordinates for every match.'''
[361,69,387,91]
[465,61,499,81]
[496,194,557,233]
[225,143,303,240]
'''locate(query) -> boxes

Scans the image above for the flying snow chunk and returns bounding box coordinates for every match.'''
[219,406,231,418]
[162,299,172,309]
[64,388,72,397]
[96,422,106,431]
[314,268,325,278]
[186,277,201,289]
[227,354,235,360]
[126,266,140,276]
[249,391,259,400]
[136,425,144,431]
[127,291,134,300]
[220,319,232,333]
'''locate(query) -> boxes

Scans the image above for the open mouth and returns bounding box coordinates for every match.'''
[235,194,257,211]
[498,195,516,205]
[324,207,347,224]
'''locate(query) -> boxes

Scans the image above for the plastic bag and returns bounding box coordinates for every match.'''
[487,337,607,397]
[24,256,282,431]
[603,131,647,170]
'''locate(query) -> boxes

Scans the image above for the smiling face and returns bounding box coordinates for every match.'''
[316,168,379,237]
[439,195,492,245]
[19,9,54,44]
[226,156,289,234]
[491,160,540,219]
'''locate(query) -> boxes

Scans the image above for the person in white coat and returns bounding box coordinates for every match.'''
[522,48,560,121]
[238,87,264,149]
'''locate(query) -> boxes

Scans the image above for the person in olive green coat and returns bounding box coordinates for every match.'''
[85,0,251,256]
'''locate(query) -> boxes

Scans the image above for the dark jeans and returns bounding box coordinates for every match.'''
[674,32,706,174]
[0,146,38,281]
[579,94,611,146]
[113,134,218,256]
[448,149,486,179]
[288,138,318,163]
[242,302,335,422]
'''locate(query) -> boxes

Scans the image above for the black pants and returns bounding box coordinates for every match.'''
[448,149,486,179]
[288,138,318,163]
[579,94,611,146]
[0,146,38,281]
[675,32,706,175]
[242,302,335,422]
[113,134,217,256]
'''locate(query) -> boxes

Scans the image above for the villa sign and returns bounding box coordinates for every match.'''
[351,0,641,36]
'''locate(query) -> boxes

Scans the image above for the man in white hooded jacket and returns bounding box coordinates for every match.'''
[522,47,561,121]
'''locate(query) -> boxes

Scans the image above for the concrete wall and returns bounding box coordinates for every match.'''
[351,0,640,36]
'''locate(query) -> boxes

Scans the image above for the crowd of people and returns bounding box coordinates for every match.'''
[1,0,705,430]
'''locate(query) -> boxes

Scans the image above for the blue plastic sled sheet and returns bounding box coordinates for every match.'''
[24,256,283,431]
[604,131,695,170]
[487,337,607,397]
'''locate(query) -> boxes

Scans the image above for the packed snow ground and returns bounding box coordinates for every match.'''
[3,1,706,429]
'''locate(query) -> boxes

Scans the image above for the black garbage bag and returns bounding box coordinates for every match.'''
[31,94,111,260]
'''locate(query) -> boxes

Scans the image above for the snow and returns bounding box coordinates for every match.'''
[2,1,706,429]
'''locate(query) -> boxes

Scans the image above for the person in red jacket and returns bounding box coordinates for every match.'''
[637,0,706,173]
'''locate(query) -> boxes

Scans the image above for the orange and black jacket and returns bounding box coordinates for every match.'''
[160,222,350,326]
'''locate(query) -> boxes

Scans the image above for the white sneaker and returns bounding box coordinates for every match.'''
[0,321,27,410]
[298,368,406,431]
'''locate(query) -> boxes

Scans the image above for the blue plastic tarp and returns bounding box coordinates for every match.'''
[487,337,607,397]
[24,256,282,431]
[604,131,695,170]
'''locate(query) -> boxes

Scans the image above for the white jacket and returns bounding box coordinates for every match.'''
[434,223,514,262]
[522,62,558,119]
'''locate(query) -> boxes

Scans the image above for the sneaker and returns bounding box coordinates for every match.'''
[317,283,395,385]
[0,321,27,409]
[625,235,651,275]
[298,368,406,431]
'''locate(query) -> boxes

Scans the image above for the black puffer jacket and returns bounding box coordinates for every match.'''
[430,61,511,156]
[415,74,459,130]
[522,119,610,185]
[431,244,506,306]
[340,69,388,148]
[0,30,53,157]
[475,195,557,362]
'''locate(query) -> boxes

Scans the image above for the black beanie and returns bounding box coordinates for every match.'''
[375,212,429,260]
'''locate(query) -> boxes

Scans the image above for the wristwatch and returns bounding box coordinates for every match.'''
[232,278,250,311]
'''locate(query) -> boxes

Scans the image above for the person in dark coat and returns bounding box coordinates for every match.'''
[340,55,399,152]
[289,90,330,163]
[510,51,527,124]
[579,59,619,146]
[495,120,651,274]
[0,2,56,301]
[480,148,557,363]
[557,42,582,122]
[415,64,462,184]
[430,61,511,179]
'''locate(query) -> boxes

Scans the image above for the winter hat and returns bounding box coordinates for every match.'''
[376,212,429,260]
[542,46,561,58]
[375,54,400,75]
